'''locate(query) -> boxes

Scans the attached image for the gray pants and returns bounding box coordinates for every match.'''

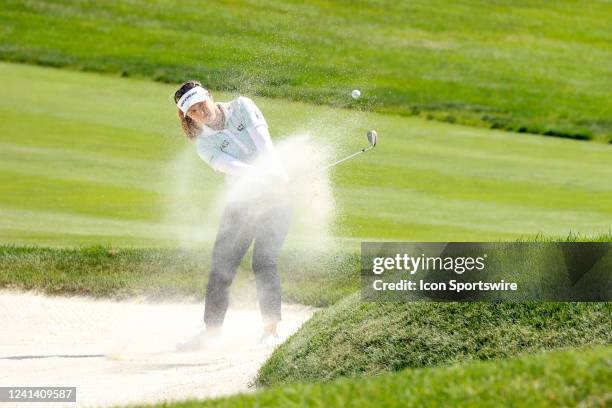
[204,197,292,327]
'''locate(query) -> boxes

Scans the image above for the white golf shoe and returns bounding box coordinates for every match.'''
[176,329,220,352]
[259,331,281,348]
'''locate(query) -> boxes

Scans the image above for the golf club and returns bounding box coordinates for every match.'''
[323,130,378,171]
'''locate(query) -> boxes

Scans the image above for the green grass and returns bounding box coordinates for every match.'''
[1,235,607,307]
[0,245,359,307]
[1,1,611,141]
[257,294,612,386]
[1,62,611,247]
[1,6,610,405]
[139,346,612,407]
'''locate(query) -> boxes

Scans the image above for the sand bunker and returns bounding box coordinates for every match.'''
[0,291,315,407]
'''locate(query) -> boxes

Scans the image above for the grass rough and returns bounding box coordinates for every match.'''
[0,245,358,307]
[137,346,612,407]
[256,294,612,386]
[1,1,611,141]
[0,234,608,306]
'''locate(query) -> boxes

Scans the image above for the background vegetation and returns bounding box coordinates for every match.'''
[1,0,611,141]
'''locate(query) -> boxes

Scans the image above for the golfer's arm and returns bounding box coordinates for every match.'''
[248,124,289,181]
[197,143,256,176]
[210,151,259,176]
[239,97,280,157]
[247,123,276,155]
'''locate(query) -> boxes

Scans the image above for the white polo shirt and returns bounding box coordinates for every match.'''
[196,97,285,179]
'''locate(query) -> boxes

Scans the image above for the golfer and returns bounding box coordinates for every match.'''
[173,81,292,350]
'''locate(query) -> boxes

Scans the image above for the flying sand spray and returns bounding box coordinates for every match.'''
[108,91,379,358]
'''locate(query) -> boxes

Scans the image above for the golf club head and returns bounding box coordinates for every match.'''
[366,130,378,148]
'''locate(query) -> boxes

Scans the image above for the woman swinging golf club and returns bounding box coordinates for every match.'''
[173,81,292,350]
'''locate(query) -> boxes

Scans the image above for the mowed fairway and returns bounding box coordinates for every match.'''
[0,62,611,247]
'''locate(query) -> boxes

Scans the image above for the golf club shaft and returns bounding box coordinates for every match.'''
[323,151,364,170]
[323,146,373,171]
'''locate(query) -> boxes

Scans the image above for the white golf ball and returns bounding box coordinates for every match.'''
[351,89,361,99]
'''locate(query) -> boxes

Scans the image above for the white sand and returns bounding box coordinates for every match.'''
[0,291,315,407]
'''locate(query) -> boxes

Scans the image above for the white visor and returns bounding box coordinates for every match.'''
[177,86,210,115]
